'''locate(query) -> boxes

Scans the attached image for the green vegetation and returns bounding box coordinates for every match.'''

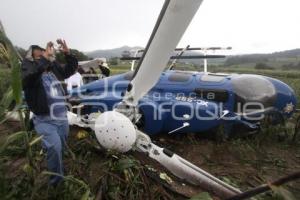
[255,63,274,70]
[224,49,300,69]
[109,57,119,66]
[1,55,299,199]
[0,67,10,100]
[1,122,299,200]
[1,122,195,200]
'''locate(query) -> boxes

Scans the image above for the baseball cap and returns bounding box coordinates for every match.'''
[31,45,45,51]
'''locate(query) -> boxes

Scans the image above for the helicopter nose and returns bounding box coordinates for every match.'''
[231,74,297,117]
[267,77,297,117]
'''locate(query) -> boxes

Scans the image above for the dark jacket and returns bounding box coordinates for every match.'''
[22,53,78,115]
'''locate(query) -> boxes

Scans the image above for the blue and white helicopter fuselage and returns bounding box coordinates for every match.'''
[70,69,297,136]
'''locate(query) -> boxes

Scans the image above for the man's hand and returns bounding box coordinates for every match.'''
[57,39,70,54]
[43,41,55,60]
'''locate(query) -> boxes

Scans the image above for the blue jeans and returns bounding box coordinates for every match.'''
[33,119,69,185]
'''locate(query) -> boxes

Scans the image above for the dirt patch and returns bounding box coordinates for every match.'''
[0,121,21,143]
[148,133,300,198]
[1,124,300,199]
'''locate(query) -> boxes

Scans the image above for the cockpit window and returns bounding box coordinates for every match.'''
[168,73,191,82]
[231,75,277,112]
[200,74,226,82]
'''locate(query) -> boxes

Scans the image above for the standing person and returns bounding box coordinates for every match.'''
[65,66,83,91]
[98,62,110,77]
[21,40,78,185]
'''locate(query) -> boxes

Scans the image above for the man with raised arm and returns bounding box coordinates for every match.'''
[22,40,78,185]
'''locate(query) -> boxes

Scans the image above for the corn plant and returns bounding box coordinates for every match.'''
[0,21,39,189]
[0,21,22,107]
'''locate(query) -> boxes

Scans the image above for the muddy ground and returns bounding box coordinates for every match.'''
[1,120,300,200]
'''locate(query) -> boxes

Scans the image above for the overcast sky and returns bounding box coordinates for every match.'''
[0,0,299,54]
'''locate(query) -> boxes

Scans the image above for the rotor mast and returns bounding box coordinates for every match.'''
[200,47,232,73]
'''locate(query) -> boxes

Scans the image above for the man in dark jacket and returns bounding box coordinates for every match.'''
[22,40,78,185]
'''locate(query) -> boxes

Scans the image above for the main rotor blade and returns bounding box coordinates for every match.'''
[128,46,232,53]
[147,143,241,198]
[124,0,204,105]
[120,55,226,60]
[175,47,232,51]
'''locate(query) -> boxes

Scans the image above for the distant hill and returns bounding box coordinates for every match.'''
[271,48,300,58]
[85,45,143,59]
[225,49,300,66]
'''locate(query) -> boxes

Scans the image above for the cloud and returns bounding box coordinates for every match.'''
[0,0,299,54]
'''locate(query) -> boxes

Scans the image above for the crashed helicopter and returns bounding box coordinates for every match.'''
[68,27,297,136]
[65,0,298,198]
[67,0,245,198]
[1,0,299,198]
